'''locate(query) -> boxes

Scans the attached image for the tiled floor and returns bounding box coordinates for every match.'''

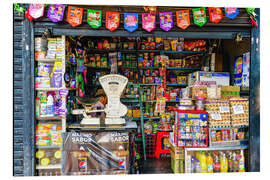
[141,157,172,174]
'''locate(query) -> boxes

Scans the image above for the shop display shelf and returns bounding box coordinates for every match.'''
[139,83,161,86]
[167,67,201,70]
[160,50,206,54]
[185,145,248,151]
[36,116,63,121]
[143,116,160,120]
[87,49,137,53]
[137,50,161,53]
[209,125,249,130]
[118,66,138,69]
[121,99,139,103]
[166,100,179,103]
[84,65,110,70]
[36,145,61,149]
[35,58,62,62]
[142,100,156,103]
[166,84,187,87]
[35,88,61,91]
[36,164,62,170]
[67,88,78,91]
[139,67,159,70]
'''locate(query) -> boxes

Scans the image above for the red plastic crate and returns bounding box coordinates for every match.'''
[136,133,156,158]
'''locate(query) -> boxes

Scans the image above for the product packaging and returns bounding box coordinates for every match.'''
[124,13,138,32]
[176,10,190,30]
[142,13,156,32]
[87,9,102,28]
[106,11,120,31]
[67,6,83,27]
[47,4,65,22]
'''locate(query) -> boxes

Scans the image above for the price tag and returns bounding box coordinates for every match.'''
[219,106,230,113]
[210,113,222,120]
[233,104,244,114]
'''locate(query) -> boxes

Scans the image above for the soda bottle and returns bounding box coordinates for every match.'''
[200,151,207,173]
[227,151,233,172]
[232,152,239,172]
[220,152,228,172]
[206,152,214,173]
[238,150,246,172]
[213,152,221,173]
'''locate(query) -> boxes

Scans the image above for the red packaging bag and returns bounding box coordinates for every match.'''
[67,6,83,27]
[176,10,190,30]
[106,11,120,31]
[208,7,223,23]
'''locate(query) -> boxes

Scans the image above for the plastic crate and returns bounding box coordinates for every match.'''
[136,134,156,158]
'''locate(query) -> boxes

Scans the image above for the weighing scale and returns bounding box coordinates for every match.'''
[72,74,128,126]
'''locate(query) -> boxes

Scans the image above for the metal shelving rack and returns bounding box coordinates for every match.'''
[34,35,66,174]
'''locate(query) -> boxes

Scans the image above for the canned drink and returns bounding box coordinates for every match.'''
[78,157,87,172]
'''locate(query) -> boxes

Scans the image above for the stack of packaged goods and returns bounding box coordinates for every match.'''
[36,123,62,146]
[229,98,249,126]
[205,100,231,128]
[35,37,47,59]
[56,37,64,60]
[35,62,51,88]
[46,38,57,59]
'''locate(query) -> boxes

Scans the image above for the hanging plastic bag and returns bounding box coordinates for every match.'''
[159,12,173,31]
[29,4,44,19]
[47,4,65,22]
[224,8,239,19]
[208,7,223,23]
[106,11,120,31]
[124,13,138,32]
[192,7,207,27]
[87,9,102,28]
[176,10,190,30]
[67,6,83,27]
[142,12,156,32]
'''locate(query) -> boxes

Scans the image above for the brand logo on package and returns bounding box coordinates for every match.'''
[179,113,208,119]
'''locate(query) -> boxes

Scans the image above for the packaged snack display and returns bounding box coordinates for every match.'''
[221,86,240,99]
[229,98,249,126]
[36,123,62,146]
[188,71,230,86]
[173,110,208,147]
[204,100,231,128]
[36,148,61,167]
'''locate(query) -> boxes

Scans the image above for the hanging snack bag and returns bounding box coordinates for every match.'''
[159,12,173,31]
[67,6,83,27]
[192,7,207,27]
[87,9,102,28]
[225,8,239,19]
[142,13,156,32]
[47,4,65,22]
[29,4,44,19]
[208,7,223,23]
[124,13,138,32]
[106,11,120,31]
[176,10,190,30]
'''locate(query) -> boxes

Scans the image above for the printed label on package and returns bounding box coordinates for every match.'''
[178,113,208,119]
[87,9,102,28]
[192,7,207,27]
[208,7,223,23]
[124,13,138,32]
[233,104,244,114]
[225,8,239,19]
[106,11,120,31]
[159,12,173,31]
[29,4,44,19]
[142,12,156,32]
[47,4,65,22]
[176,10,190,30]
[67,6,83,27]
[219,106,230,113]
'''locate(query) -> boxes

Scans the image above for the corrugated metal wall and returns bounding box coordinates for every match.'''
[13,8,25,176]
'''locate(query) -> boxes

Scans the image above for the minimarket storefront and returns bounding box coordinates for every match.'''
[13,4,260,176]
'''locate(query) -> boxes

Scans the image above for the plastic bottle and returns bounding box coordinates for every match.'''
[194,157,201,173]
[46,93,54,116]
[227,151,233,172]
[238,150,246,172]
[206,152,214,173]
[232,152,239,172]
[220,152,228,172]
[213,152,221,173]
[200,151,207,173]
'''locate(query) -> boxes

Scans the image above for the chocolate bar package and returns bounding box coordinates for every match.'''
[63,131,129,175]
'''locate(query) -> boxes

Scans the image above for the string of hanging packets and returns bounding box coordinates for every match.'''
[14,4,258,31]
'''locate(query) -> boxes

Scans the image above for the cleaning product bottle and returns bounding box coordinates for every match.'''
[227,151,233,172]
[220,152,228,172]
[213,152,221,173]
[200,151,207,173]
[46,93,54,116]
[238,150,246,172]
[206,152,214,173]
[194,157,201,173]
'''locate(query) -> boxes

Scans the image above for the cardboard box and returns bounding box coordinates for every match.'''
[221,86,240,99]
[171,155,184,173]
[188,71,230,86]
[169,141,184,160]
